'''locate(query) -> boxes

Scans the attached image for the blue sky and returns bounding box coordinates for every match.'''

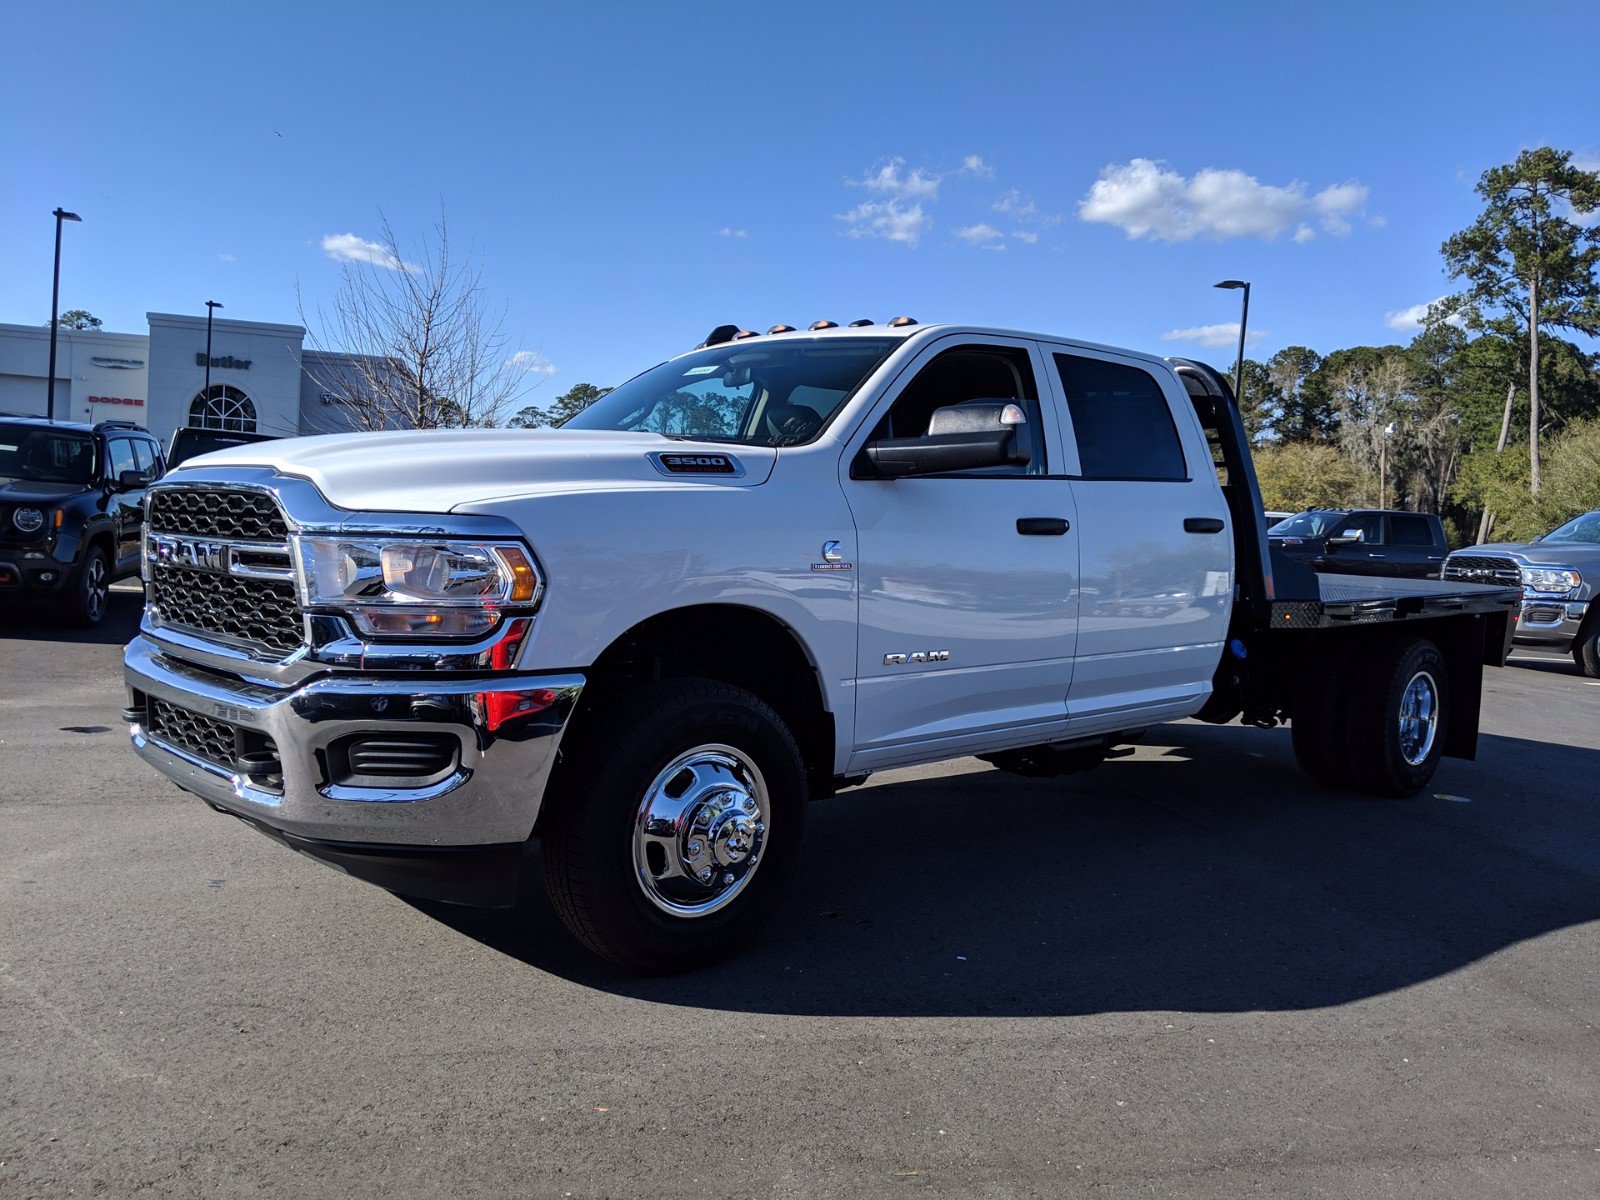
[3,1,1597,400]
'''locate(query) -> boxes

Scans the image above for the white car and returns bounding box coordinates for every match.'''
[124,321,1519,970]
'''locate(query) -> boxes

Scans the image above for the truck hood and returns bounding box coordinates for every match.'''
[1453,541,1600,567]
[173,428,776,513]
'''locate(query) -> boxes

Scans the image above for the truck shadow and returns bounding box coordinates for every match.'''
[415,722,1600,1017]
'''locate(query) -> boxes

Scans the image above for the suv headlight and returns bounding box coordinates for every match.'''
[1521,566,1581,595]
[296,536,540,637]
[12,506,45,533]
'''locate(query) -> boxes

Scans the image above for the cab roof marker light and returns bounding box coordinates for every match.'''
[888,315,918,327]
[848,319,874,327]
[733,329,760,340]
[765,324,796,335]
[809,320,838,331]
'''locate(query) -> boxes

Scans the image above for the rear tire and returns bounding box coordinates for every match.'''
[540,678,807,973]
[61,544,110,628]
[1344,638,1448,798]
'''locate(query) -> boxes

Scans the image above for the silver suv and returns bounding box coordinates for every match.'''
[1444,511,1600,675]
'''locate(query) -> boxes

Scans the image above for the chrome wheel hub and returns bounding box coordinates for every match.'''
[633,744,768,918]
[1398,670,1438,766]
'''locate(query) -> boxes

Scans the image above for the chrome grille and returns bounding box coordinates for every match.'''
[145,485,303,656]
[147,568,303,655]
[148,488,288,541]
[147,697,252,767]
[1443,555,1520,588]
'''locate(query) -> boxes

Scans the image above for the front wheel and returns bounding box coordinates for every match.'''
[61,544,111,628]
[1574,619,1600,679]
[540,679,807,973]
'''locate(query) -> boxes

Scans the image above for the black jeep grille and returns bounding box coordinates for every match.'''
[147,697,246,767]
[148,567,303,655]
[148,488,288,541]
[1442,555,1521,588]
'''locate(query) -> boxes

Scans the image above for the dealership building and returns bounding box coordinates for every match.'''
[0,313,366,444]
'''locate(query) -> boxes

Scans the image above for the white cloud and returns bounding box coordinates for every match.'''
[955,222,1006,249]
[1011,230,1039,245]
[321,232,416,272]
[717,227,748,238]
[1079,158,1372,242]
[1293,224,1316,244]
[850,157,941,201]
[993,188,1062,227]
[1161,323,1267,349]
[838,200,931,247]
[1384,297,1468,332]
[508,350,558,376]
[960,155,995,179]
[217,252,236,262]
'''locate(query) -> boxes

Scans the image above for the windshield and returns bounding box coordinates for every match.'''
[1269,512,1336,537]
[563,338,899,446]
[1542,512,1600,544]
[0,423,98,484]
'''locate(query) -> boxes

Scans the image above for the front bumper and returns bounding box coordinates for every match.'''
[0,543,74,597]
[1512,597,1588,649]
[124,634,583,849]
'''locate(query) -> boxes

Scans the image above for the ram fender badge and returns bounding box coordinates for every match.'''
[883,650,951,666]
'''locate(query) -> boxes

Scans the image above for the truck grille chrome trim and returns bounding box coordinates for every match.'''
[1442,555,1521,588]
[146,485,305,659]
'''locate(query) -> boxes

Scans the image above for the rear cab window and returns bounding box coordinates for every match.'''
[1389,514,1435,547]
[1052,353,1188,480]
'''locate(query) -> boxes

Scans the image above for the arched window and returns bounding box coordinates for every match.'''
[188,385,257,433]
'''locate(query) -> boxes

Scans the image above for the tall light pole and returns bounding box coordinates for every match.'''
[1213,279,1251,403]
[204,300,223,408]
[46,208,83,422]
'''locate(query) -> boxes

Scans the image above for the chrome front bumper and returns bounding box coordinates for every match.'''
[125,635,583,847]
[1512,598,1588,648]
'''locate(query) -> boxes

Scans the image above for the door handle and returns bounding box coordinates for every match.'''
[1368,553,1387,558]
[1183,517,1225,534]
[1017,517,1069,536]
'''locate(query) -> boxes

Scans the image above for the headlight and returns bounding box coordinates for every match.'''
[12,506,45,533]
[1521,566,1581,595]
[296,536,540,638]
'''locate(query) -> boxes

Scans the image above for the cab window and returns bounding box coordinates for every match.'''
[105,437,137,481]
[1389,515,1434,547]
[1334,513,1384,544]
[873,345,1045,476]
[1055,354,1187,481]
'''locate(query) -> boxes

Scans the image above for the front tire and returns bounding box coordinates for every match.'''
[1574,618,1600,679]
[540,678,807,973]
[62,544,110,628]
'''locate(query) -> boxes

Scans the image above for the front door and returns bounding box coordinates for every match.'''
[103,435,145,574]
[1323,511,1385,575]
[842,338,1078,770]
[1042,347,1233,731]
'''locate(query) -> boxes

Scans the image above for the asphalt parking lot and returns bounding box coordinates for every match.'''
[3,586,1598,1198]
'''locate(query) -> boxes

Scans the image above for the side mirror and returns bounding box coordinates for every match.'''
[1326,528,1365,547]
[117,469,152,491]
[861,400,1031,479]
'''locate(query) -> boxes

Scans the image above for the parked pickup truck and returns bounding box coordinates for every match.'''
[1444,510,1600,676]
[1269,507,1449,579]
[123,321,1520,972]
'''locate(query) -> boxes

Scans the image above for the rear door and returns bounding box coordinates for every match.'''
[1385,513,1445,577]
[1043,347,1232,731]
[843,336,1078,769]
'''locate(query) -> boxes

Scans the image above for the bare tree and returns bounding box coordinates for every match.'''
[300,214,534,431]
[1328,353,1415,506]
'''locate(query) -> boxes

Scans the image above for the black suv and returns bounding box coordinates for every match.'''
[0,416,164,626]
[1268,508,1449,579]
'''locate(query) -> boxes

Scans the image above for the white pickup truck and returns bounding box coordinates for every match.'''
[124,321,1519,971]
